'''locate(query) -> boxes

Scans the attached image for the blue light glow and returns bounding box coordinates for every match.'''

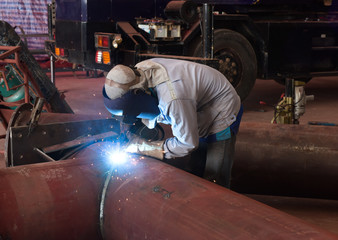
[107,149,129,165]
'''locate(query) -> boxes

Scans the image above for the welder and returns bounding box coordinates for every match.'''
[103,58,242,188]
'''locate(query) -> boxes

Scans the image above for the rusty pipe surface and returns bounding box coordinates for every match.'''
[232,122,338,199]
[1,142,338,240]
[0,158,104,240]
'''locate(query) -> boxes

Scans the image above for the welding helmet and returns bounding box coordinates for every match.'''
[103,87,160,125]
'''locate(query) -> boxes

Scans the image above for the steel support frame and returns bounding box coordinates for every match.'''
[0,46,53,131]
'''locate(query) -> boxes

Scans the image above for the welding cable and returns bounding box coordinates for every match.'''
[44,42,69,62]
[13,25,24,46]
[99,167,114,240]
[137,124,165,141]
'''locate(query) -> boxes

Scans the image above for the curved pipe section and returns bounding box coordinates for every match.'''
[0,142,337,239]
[232,122,338,199]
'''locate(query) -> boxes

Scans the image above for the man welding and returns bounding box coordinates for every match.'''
[103,58,242,188]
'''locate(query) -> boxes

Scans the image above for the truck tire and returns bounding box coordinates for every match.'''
[192,29,257,100]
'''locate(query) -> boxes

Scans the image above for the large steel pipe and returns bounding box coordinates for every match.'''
[1,142,337,240]
[232,122,338,199]
[0,158,104,240]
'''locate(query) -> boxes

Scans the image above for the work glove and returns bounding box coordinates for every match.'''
[125,132,164,160]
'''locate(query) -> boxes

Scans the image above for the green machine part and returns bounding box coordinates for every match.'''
[0,65,26,103]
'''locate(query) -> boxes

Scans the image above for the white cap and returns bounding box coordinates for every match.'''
[105,65,136,100]
[106,65,136,84]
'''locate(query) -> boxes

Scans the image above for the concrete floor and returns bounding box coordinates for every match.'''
[0,70,337,235]
[50,71,338,235]
[242,76,338,124]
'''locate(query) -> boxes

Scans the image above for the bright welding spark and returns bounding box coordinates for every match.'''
[98,140,133,166]
[107,149,129,165]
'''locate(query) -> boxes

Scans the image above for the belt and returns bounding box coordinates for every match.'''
[200,105,243,143]
[230,104,243,135]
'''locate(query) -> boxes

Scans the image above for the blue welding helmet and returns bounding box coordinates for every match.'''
[103,87,160,125]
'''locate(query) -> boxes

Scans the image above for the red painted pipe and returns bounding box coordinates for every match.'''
[0,158,104,240]
[232,122,338,199]
[0,142,337,240]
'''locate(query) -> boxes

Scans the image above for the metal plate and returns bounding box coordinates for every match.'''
[4,103,33,166]
[9,118,118,166]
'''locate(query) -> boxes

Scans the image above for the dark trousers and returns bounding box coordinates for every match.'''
[189,132,236,189]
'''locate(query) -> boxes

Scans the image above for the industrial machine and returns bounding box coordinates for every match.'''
[0,21,72,115]
[47,0,338,100]
[271,78,315,124]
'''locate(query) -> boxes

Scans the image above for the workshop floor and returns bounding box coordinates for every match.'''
[1,70,337,235]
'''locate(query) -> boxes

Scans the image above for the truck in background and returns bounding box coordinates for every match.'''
[48,0,338,100]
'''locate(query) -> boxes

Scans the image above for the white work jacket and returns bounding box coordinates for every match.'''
[137,58,241,159]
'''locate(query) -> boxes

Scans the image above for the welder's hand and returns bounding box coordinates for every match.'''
[125,133,164,160]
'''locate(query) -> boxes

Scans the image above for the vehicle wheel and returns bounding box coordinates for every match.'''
[192,29,257,100]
